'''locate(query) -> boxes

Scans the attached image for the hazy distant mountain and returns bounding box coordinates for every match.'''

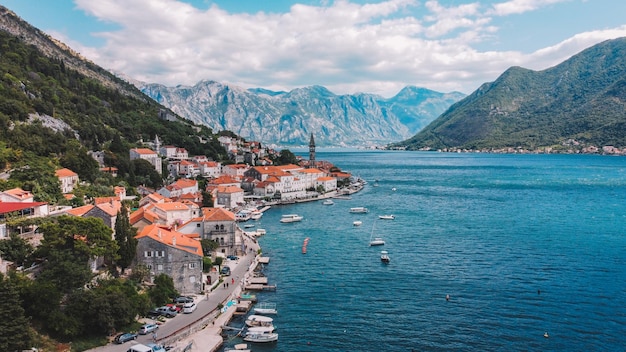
[395,37,626,151]
[141,81,465,147]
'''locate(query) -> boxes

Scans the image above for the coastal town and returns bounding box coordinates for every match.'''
[0,132,363,352]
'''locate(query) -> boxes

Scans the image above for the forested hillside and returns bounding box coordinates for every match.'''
[394,37,626,151]
[0,28,228,202]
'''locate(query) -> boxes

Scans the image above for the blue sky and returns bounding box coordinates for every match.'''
[3,0,626,96]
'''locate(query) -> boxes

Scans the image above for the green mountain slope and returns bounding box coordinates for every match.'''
[395,37,626,151]
[0,7,227,200]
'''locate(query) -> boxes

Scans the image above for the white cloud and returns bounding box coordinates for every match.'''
[62,0,626,97]
[489,0,569,16]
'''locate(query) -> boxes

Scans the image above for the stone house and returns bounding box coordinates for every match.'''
[135,224,203,294]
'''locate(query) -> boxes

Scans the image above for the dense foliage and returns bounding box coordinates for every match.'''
[394,37,626,151]
[0,30,228,195]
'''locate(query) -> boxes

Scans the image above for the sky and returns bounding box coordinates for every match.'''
[2,0,626,97]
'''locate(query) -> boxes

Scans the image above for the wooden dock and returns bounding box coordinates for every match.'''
[248,277,268,284]
[244,284,277,291]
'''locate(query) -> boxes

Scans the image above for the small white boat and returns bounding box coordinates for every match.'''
[245,314,274,327]
[378,215,395,220]
[349,207,369,213]
[280,214,303,223]
[244,332,279,343]
[247,325,276,334]
[322,199,334,205]
[244,224,255,228]
[353,220,362,226]
[250,211,263,220]
[369,237,385,246]
[225,343,251,352]
[254,302,277,315]
[381,250,390,263]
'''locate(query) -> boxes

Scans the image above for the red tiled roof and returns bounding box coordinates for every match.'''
[0,202,47,214]
[136,224,202,256]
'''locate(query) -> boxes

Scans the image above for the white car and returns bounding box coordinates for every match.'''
[183,302,197,313]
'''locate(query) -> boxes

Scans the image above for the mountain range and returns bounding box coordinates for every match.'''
[395,37,626,151]
[140,81,465,147]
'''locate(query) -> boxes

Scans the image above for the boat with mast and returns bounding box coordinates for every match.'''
[368,222,385,246]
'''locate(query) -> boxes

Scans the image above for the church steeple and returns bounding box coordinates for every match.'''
[308,133,316,169]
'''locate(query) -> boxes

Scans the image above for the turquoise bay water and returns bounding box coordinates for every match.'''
[223,151,626,351]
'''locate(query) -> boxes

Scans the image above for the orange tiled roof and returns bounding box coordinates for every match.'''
[299,168,323,174]
[216,185,243,193]
[2,188,33,200]
[154,202,190,212]
[201,207,236,221]
[136,224,202,256]
[131,148,157,155]
[55,168,78,178]
[317,176,335,181]
[96,200,122,217]
[65,205,94,217]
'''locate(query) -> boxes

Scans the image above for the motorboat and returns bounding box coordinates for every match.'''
[353,220,362,226]
[280,214,303,223]
[247,325,276,333]
[243,224,255,228]
[380,250,390,263]
[349,207,369,213]
[369,237,385,246]
[225,343,251,352]
[378,215,395,220]
[253,302,277,315]
[322,199,334,205]
[243,331,279,343]
[245,314,274,327]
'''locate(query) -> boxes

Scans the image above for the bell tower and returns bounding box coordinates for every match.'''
[308,133,316,169]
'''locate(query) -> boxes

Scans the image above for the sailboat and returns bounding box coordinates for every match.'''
[368,222,385,246]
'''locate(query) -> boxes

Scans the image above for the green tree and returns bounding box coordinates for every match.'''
[35,216,118,291]
[148,273,178,307]
[277,149,298,165]
[59,139,100,183]
[115,206,138,272]
[130,159,162,189]
[0,274,33,351]
[0,232,34,266]
[200,238,219,256]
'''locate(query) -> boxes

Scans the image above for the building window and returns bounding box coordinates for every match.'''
[215,225,219,230]
[197,223,201,227]
[189,263,196,269]
[146,251,152,257]
[147,264,152,270]
[157,264,163,271]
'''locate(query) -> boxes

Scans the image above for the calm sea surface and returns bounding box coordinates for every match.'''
[222,150,626,352]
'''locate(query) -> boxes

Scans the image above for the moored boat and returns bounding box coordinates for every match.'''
[225,343,251,352]
[353,220,362,226]
[253,302,277,315]
[378,215,395,220]
[349,207,369,213]
[245,314,274,327]
[279,214,303,223]
[369,237,385,246]
[244,331,278,343]
[380,250,390,263]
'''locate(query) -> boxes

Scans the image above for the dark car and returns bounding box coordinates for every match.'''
[146,308,161,319]
[220,266,231,276]
[173,296,194,304]
[226,255,239,260]
[114,332,138,344]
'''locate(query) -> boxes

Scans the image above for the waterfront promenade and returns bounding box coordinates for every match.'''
[88,232,262,352]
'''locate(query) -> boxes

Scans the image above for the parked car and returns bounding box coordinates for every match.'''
[226,255,239,260]
[114,332,138,344]
[173,296,194,304]
[221,266,231,276]
[156,306,177,318]
[138,323,159,335]
[183,302,197,314]
[165,303,182,313]
[146,309,161,318]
